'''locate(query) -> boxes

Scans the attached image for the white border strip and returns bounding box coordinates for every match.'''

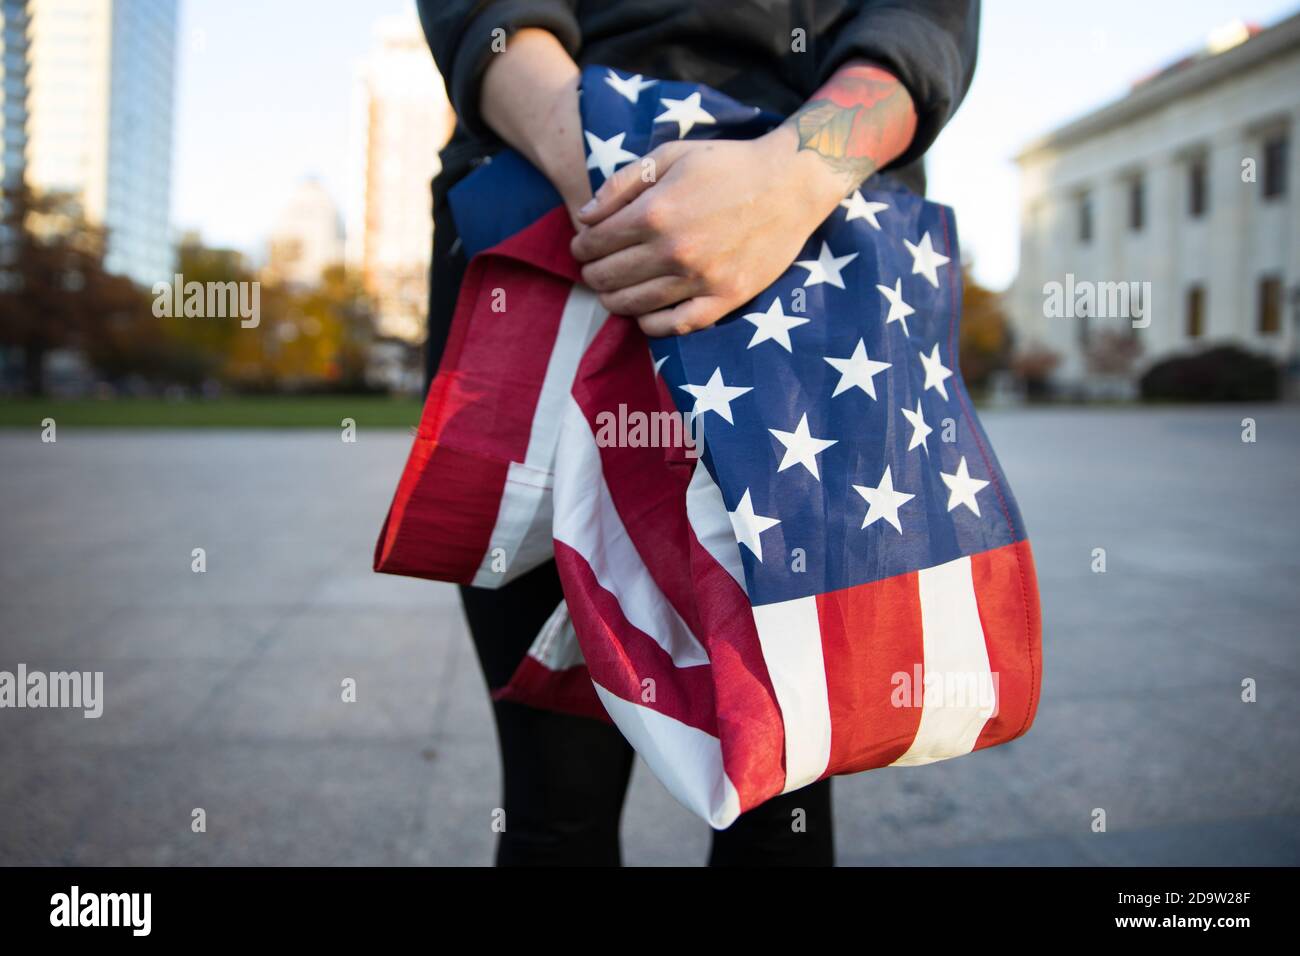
[892,555,995,766]
[473,286,608,587]
[751,596,832,792]
[553,397,709,667]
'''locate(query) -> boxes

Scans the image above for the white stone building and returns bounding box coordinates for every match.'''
[1011,15,1300,392]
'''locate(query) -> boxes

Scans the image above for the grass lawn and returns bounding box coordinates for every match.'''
[0,396,424,429]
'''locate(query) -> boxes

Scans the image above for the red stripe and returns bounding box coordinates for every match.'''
[939,209,1039,736]
[375,209,577,581]
[425,227,574,464]
[684,531,786,808]
[492,656,610,724]
[554,541,718,734]
[972,539,1042,749]
[435,207,579,376]
[563,319,787,812]
[816,571,926,775]
[374,437,509,583]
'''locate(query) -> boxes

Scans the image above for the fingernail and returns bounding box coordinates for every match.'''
[579,198,597,215]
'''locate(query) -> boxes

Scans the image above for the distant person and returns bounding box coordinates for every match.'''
[414,0,980,866]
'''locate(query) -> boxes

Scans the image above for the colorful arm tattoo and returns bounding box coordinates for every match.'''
[785,63,918,185]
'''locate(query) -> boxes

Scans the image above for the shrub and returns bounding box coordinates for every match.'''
[1138,345,1280,402]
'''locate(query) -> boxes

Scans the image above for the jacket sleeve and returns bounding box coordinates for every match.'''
[415,0,581,143]
[816,0,980,169]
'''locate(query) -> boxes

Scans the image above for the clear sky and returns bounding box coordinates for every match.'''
[173,0,1300,290]
[172,0,413,258]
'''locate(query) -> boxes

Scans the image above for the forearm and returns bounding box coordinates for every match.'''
[767,61,919,221]
[480,28,590,215]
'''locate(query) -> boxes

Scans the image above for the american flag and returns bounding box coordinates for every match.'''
[376,67,1042,828]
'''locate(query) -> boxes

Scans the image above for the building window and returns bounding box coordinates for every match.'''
[1258,276,1282,335]
[1078,193,1093,243]
[1262,135,1288,199]
[1128,176,1145,232]
[1188,157,1208,218]
[1186,285,1205,339]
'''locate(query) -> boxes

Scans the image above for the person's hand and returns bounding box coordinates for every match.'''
[482,48,915,334]
[570,61,917,337]
[570,128,844,336]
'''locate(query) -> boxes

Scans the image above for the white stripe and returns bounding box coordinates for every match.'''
[593,685,741,829]
[553,397,709,667]
[473,286,608,587]
[685,455,747,593]
[472,461,553,588]
[892,555,995,766]
[526,601,585,670]
[751,596,832,792]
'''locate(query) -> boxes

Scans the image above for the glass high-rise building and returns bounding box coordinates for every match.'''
[1,0,29,191]
[0,0,29,290]
[26,0,176,285]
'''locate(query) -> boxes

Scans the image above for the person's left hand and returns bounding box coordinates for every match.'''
[570,129,845,337]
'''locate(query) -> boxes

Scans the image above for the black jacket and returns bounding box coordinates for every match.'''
[417,0,980,198]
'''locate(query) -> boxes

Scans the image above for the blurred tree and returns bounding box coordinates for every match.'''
[300,265,375,389]
[225,265,376,392]
[146,234,255,386]
[0,185,146,395]
[959,265,1011,392]
[0,196,380,394]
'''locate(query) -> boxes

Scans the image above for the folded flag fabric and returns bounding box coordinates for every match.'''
[375,66,1042,829]
[372,166,601,588]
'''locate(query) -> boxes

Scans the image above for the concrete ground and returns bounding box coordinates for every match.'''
[1,406,1298,866]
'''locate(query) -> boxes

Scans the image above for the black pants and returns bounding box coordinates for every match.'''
[460,559,835,866]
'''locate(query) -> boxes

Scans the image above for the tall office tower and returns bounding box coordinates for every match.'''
[1,0,29,191]
[345,13,454,342]
[0,0,30,288]
[26,0,177,285]
[0,0,30,290]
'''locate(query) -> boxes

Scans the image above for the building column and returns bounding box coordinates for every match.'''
[1285,107,1300,368]
[1206,127,1249,343]
[1143,150,1179,360]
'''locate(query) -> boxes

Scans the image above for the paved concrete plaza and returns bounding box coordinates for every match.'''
[1,406,1298,866]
